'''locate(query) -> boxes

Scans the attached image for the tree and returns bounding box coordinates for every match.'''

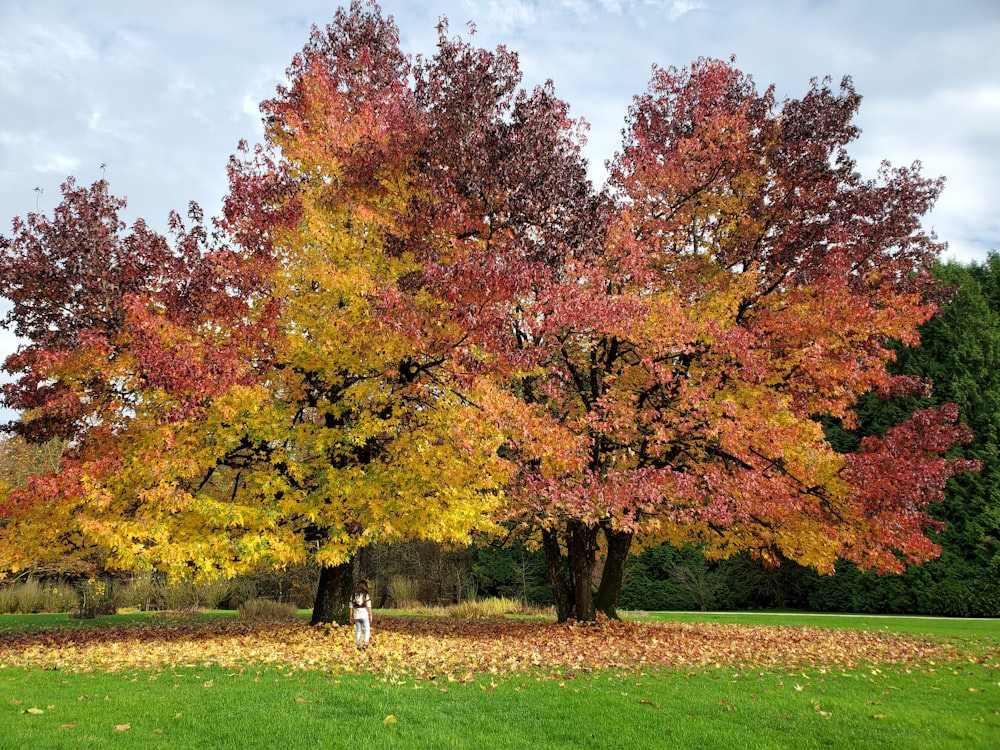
[883,262,1000,587]
[0,175,258,578]
[0,434,64,490]
[0,174,265,456]
[0,2,595,623]
[0,434,82,578]
[501,58,976,621]
[216,3,599,621]
[813,258,1000,615]
[0,178,253,444]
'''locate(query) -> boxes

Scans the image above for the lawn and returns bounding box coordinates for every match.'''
[2,611,998,749]
[631,609,1000,640]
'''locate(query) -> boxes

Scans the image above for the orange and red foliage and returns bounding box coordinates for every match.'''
[498,57,976,619]
[0,4,977,621]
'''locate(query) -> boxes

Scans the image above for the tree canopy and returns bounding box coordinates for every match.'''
[0,1,977,622]
[493,56,976,620]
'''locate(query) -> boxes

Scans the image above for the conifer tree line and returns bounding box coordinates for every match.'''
[0,2,991,620]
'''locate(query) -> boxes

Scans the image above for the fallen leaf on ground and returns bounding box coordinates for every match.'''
[0,616,990,684]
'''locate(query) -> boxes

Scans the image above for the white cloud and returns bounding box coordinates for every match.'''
[460,0,538,32]
[33,153,82,175]
[13,22,96,67]
[851,79,1000,262]
[240,94,264,124]
[666,1,706,20]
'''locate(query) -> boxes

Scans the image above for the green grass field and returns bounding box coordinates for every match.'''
[630,610,1000,640]
[2,611,998,749]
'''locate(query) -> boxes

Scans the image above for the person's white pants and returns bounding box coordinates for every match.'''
[354,612,370,645]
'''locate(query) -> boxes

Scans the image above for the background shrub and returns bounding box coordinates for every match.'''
[237,598,299,621]
[73,578,118,618]
[448,596,522,619]
[387,576,420,608]
[117,571,160,611]
[0,578,78,614]
[0,583,16,613]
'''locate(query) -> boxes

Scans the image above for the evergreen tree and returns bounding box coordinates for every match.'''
[814,258,1000,615]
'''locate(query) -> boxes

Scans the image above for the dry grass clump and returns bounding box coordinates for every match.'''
[0,578,79,614]
[448,596,524,619]
[237,598,299,622]
[397,597,552,620]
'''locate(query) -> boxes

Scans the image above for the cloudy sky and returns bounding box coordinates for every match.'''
[1,0,999,422]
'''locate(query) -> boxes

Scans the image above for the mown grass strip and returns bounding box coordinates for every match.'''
[634,610,1000,641]
[3,663,998,749]
[2,611,998,749]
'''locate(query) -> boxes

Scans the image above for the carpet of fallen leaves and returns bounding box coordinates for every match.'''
[0,615,988,680]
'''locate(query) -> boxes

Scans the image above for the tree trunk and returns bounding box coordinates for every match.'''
[594,526,633,619]
[567,519,598,622]
[310,561,353,625]
[541,527,573,623]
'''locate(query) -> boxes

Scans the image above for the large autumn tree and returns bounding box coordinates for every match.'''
[500,58,977,621]
[0,177,261,579]
[214,3,598,621]
[0,2,596,622]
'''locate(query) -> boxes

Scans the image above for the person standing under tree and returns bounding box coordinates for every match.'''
[350,580,373,648]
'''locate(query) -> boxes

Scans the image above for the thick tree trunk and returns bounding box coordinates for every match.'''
[594,526,633,619]
[310,561,353,625]
[541,527,573,623]
[567,519,598,622]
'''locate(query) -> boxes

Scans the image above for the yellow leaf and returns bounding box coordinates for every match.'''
[114,723,131,731]
[25,707,44,715]
[383,715,398,725]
